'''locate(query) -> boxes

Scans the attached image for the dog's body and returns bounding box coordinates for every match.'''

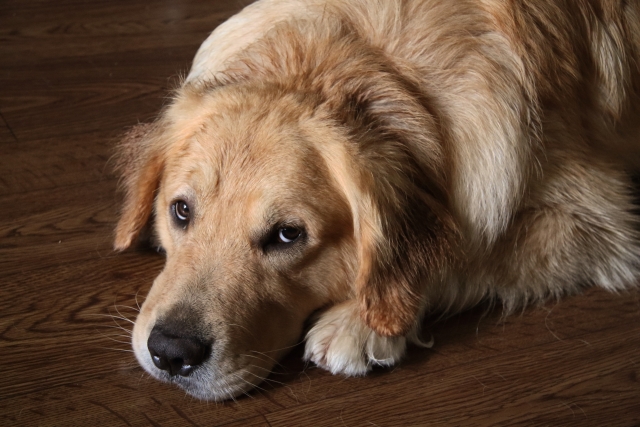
[115,0,640,400]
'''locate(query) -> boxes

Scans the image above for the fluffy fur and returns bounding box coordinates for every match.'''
[114,0,640,400]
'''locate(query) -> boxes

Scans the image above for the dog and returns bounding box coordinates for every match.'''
[114,0,640,400]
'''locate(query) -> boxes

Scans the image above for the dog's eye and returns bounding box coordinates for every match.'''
[277,227,301,243]
[172,200,190,228]
[261,224,305,252]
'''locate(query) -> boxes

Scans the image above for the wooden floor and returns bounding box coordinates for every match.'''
[1,1,639,425]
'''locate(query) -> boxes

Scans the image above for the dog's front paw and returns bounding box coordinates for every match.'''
[303,300,407,376]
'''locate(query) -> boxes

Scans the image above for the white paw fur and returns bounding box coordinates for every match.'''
[303,300,408,376]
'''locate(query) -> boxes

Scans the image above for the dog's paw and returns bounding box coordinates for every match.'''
[303,300,407,376]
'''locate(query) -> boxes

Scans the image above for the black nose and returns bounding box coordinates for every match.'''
[147,326,211,377]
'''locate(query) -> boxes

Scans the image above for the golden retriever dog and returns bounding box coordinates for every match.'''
[114,0,640,400]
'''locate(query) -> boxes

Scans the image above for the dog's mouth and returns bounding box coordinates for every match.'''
[134,332,277,400]
[155,363,268,401]
[131,306,291,401]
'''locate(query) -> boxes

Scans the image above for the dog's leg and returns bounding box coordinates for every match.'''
[488,151,640,309]
[304,299,409,376]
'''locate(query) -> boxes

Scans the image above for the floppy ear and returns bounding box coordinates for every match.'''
[113,122,165,251]
[355,182,456,337]
[340,71,459,337]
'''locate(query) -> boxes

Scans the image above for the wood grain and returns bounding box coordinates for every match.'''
[1,0,639,426]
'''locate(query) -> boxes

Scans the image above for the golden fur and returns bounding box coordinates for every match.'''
[115,0,640,400]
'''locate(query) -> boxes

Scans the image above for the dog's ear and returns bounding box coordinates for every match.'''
[338,71,458,338]
[354,165,457,337]
[113,122,166,251]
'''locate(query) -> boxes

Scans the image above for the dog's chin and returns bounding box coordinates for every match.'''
[133,339,271,401]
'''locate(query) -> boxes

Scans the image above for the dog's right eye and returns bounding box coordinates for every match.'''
[171,200,190,228]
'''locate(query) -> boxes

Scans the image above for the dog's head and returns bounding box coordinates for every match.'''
[115,31,455,400]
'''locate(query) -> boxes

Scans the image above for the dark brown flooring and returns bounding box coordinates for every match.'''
[1,1,639,425]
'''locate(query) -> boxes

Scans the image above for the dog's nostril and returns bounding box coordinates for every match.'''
[147,326,210,377]
[150,352,168,371]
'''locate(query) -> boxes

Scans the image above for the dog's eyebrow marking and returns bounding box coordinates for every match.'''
[184,141,222,196]
[208,169,221,192]
[250,212,283,246]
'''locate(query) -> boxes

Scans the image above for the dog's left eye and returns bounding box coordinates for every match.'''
[171,200,190,228]
[277,227,301,243]
[262,225,304,251]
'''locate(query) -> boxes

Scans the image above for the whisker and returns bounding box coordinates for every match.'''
[233,383,257,401]
[114,304,136,324]
[114,304,140,313]
[220,377,241,403]
[243,366,298,399]
[97,346,136,353]
[100,336,132,345]
[96,324,132,334]
[134,289,143,311]
[230,372,266,397]
[248,351,290,370]
[227,323,257,340]
[238,357,275,370]
[243,368,286,386]
[95,328,132,340]
[104,334,133,341]
[252,338,305,354]
[87,313,136,325]
[240,355,291,375]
